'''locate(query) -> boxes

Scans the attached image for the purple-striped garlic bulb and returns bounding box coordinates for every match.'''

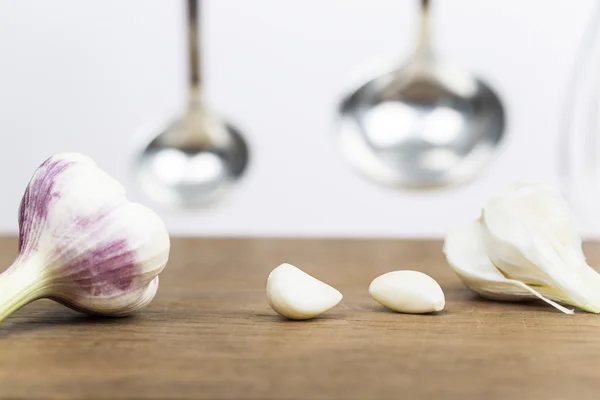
[0,153,170,322]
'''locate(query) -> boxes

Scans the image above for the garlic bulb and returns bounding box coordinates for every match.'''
[444,182,600,314]
[0,153,170,322]
[266,263,343,320]
[369,270,445,313]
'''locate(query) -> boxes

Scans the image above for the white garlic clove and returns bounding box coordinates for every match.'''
[266,263,343,320]
[369,270,445,313]
[443,220,574,314]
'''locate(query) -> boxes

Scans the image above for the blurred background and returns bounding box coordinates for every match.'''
[0,0,595,237]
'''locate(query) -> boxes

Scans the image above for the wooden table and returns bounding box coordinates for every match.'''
[0,237,599,399]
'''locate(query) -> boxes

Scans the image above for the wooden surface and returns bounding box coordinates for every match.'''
[1,237,600,399]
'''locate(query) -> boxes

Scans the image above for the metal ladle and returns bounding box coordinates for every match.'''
[337,0,505,188]
[135,0,249,207]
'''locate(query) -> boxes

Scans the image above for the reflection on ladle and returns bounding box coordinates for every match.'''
[134,0,249,207]
[336,0,505,189]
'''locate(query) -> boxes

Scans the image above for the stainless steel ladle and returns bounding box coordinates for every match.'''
[135,0,249,207]
[337,0,505,188]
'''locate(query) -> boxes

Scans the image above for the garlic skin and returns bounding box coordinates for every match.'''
[369,271,445,313]
[444,220,573,314]
[444,182,600,314]
[0,153,170,321]
[266,263,343,320]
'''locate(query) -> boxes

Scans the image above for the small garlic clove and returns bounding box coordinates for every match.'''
[369,270,445,313]
[266,263,342,320]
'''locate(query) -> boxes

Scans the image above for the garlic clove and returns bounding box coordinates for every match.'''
[0,152,170,322]
[444,220,574,314]
[369,270,445,313]
[266,263,343,320]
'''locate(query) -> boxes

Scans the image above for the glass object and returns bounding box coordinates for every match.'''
[559,2,600,237]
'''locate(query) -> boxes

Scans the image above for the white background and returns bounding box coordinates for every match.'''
[0,0,594,237]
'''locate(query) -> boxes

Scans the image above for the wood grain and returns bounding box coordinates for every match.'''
[0,236,599,399]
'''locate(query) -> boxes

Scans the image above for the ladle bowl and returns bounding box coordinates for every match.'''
[337,0,505,188]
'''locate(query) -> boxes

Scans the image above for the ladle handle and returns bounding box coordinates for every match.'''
[416,0,434,59]
[188,0,202,104]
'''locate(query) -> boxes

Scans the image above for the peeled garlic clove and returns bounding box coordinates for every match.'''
[266,263,343,320]
[0,153,170,322]
[369,270,445,313]
[444,220,574,314]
